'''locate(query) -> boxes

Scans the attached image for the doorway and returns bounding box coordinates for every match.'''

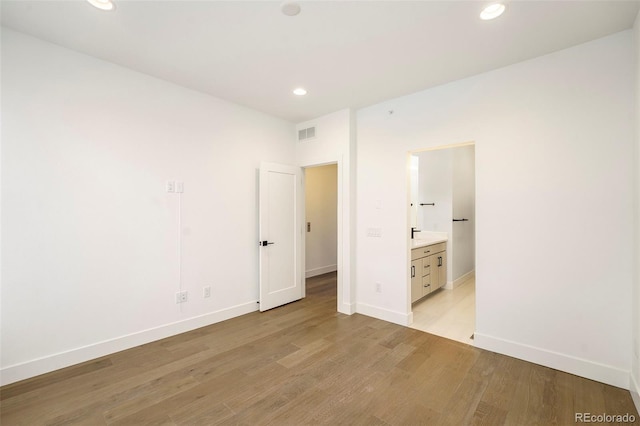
[408,144,476,344]
[304,164,338,305]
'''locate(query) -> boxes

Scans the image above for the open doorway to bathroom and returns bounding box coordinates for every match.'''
[304,164,338,306]
[409,143,476,345]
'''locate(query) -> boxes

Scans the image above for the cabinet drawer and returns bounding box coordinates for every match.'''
[412,246,436,259]
[428,242,446,254]
[422,274,431,286]
[411,242,446,260]
[411,248,426,260]
[422,261,431,276]
[422,275,432,295]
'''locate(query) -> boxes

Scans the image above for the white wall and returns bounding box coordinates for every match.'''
[1,28,296,385]
[305,164,338,277]
[296,109,355,314]
[297,110,350,168]
[452,145,475,282]
[356,31,634,388]
[632,10,640,410]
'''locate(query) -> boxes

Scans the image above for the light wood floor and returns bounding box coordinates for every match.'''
[1,272,638,425]
[411,277,476,345]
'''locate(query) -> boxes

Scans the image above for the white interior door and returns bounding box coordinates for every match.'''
[259,162,303,311]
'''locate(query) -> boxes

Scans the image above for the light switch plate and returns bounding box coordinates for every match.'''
[367,227,382,238]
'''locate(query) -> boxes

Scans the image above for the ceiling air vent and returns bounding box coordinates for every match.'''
[298,126,316,141]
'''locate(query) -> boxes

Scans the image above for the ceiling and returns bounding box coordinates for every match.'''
[2,0,639,123]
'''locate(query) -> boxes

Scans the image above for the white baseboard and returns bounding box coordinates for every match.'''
[0,301,259,386]
[356,302,412,326]
[474,332,630,389]
[445,270,475,290]
[631,373,640,414]
[338,302,355,315]
[305,264,338,278]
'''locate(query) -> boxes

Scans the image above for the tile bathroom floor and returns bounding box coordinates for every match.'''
[410,276,475,345]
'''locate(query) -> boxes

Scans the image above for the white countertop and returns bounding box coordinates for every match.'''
[411,231,448,249]
[411,237,448,249]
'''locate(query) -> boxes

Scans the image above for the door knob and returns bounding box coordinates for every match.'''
[259,241,275,246]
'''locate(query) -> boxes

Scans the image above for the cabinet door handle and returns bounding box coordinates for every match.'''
[411,265,415,278]
[438,256,442,266]
[424,250,430,254]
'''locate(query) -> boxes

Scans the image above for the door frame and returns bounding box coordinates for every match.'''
[407,141,477,333]
[301,162,338,292]
[301,156,353,314]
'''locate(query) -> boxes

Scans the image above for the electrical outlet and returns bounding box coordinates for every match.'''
[203,286,211,298]
[166,181,176,193]
[175,291,188,303]
[375,282,382,293]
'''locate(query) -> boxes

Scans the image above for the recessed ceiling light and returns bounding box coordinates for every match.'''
[87,0,115,11]
[281,2,301,17]
[480,3,505,20]
[293,88,307,96]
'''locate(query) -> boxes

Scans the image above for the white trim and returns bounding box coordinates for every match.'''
[631,373,640,414]
[474,332,630,389]
[338,302,355,315]
[0,301,258,386]
[445,269,475,290]
[356,302,412,326]
[305,264,338,278]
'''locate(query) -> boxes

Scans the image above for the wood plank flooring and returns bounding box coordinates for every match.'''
[1,272,638,425]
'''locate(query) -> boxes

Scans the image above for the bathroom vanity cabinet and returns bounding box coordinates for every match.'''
[411,242,447,303]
